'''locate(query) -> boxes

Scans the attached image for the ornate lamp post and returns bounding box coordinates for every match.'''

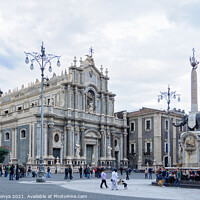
[24,42,61,182]
[158,86,180,167]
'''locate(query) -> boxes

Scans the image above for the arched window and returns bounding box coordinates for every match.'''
[114,140,117,147]
[54,134,59,143]
[20,129,26,139]
[5,132,10,141]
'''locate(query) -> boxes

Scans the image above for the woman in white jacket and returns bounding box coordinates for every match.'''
[111,169,119,190]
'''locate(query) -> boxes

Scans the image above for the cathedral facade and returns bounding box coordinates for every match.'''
[0,55,128,168]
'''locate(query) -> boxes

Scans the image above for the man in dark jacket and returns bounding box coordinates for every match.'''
[69,166,73,179]
[9,165,14,180]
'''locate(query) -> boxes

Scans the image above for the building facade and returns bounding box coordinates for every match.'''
[127,107,186,169]
[0,55,128,168]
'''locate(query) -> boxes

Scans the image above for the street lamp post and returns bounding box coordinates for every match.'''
[24,42,61,182]
[158,86,180,167]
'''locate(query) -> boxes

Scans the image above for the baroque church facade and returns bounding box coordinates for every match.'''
[0,55,128,168]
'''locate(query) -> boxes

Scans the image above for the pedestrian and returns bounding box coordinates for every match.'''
[46,166,51,178]
[148,168,152,179]
[0,165,2,177]
[9,164,14,180]
[65,166,69,179]
[100,169,108,188]
[27,166,31,178]
[79,166,82,178]
[145,168,148,179]
[5,165,8,177]
[69,165,73,179]
[15,164,19,180]
[120,167,123,175]
[126,168,129,180]
[111,169,119,190]
[175,168,181,188]
[86,166,90,179]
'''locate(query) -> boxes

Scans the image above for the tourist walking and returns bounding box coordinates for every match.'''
[120,167,123,175]
[0,165,2,177]
[111,169,119,190]
[148,168,152,179]
[15,164,19,180]
[79,166,82,178]
[175,168,181,188]
[145,168,148,179]
[126,168,129,180]
[86,166,90,179]
[69,166,73,179]
[65,166,69,179]
[27,166,31,178]
[46,166,51,178]
[9,164,14,180]
[100,169,108,188]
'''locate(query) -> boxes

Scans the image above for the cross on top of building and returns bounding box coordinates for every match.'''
[89,47,94,57]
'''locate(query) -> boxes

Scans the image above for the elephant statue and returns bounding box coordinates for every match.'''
[173,112,200,131]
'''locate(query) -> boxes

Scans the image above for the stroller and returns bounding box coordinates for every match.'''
[118,178,128,189]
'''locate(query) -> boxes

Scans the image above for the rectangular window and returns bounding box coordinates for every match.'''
[131,122,135,132]
[131,144,135,154]
[5,110,8,114]
[166,120,168,129]
[147,143,150,154]
[146,120,150,129]
[166,143,168,153]
[180,126,182,132]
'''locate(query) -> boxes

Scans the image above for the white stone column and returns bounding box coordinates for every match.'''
[123,133,128,159]
[67,126,72,157]
[80,127,85,157]
[138,117,143,165]
[153,113,162,165]
[29,124,32,158]
[0,128,2,146]
[100,130,106,158]
[32,123,35,160]
[64,126,67,158]
[173,117,177,165]
[43,124,48,157]
[48,124,54,157]
[12,127,15,158]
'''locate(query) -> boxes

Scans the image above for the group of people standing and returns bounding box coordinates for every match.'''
[0,164,25,180]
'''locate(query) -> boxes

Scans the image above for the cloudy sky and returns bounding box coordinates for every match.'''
[0,0,200,113]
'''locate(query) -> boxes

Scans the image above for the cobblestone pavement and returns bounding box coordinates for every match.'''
[1,172,198,200]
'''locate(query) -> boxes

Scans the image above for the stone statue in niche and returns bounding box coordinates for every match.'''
[92,153,95,163]
[87,91,95,113]
[107,145,112,157]
[75,143,80,157]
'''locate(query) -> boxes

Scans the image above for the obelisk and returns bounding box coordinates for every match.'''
[190,48,199,112]
[189,48,199,129]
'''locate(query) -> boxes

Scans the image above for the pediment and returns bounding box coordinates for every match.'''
[84,129,101,139]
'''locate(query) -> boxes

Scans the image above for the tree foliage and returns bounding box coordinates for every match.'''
[0,146,10,163]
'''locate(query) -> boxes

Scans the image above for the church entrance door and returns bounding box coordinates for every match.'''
[53,148,60,164]
[86,145,93,165]
[164,156,168,167]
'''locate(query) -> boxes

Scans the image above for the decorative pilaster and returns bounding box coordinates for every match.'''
[123,133,128,159]
[67,126,72,157]
[48,123,54,157]
[64,126,67,158]
[80,127,85,157]
[43,124,48,157]
[100,130,106,158]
